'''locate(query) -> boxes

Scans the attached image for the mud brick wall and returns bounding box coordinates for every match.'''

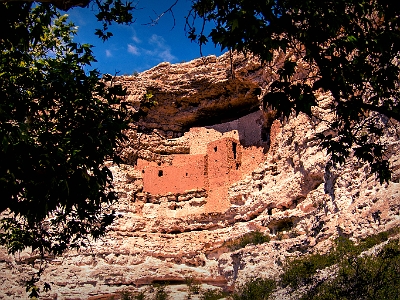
[137,154,207,195]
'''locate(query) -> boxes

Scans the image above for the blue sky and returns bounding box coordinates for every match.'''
[67,0,224,75]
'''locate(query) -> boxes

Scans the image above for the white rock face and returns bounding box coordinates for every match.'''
[1,52,399,299]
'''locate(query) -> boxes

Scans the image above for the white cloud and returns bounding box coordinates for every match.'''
[148,34,177,62]
[149,34,165,48]
[126,34,176,64]
[105,49,112,57]
[127,44,140,56]
[132,34,141,44]
[130,29,141,43]
[158,49,176,62]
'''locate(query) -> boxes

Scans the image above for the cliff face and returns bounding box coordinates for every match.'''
[1,52,399,299]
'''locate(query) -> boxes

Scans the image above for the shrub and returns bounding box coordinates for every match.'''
[153,285,168,300]
[359,226,400,251]
[200,289,228,300]
[134,291,147,300]
[231,277,276,300]
[279,232,397,289]
[185,276,201,298]
[288,228,300,238]
[275,232,284,241]
[119,290,146,300]
[280,252,337,289]
[227,231,271,251]
[279,227,400,299]
[119,290,134,300]
[302,239,400,300]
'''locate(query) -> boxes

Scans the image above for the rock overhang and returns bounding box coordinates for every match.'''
[138,78,262,132]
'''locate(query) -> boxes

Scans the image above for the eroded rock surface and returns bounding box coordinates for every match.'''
[1,52,399,299]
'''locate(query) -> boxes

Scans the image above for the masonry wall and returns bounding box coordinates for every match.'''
[207,138,242,188]
[138,154,206,195]
[186,127,239,155]
[185,110,265,155]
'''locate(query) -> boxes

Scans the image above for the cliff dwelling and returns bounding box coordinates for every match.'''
[135,110,270,212]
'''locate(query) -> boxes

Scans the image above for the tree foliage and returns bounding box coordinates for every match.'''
[0,2,135,260]
[188,0,400,182]
[280,228,400,299]
[302,238,400,300]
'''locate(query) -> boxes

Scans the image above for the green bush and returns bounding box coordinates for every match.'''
[200,289,228,300]
[134,291,146,300]
[231,277,276,300]
[153,285,168,300]
[302,239,400,300]
[227,231,271,251]
[275,232,284,241]
[288,229,301,238]
[279,227,400,299]
[280,252,337,288]
[359,226,399,251]
[185,276,201,298]
[119,290,146,300]
[119,290,134,300]
[280,230,400,290]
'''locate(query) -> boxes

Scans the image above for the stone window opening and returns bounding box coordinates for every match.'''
[158,170,163,177]
[214,146,217,152]
[232,142,237,159]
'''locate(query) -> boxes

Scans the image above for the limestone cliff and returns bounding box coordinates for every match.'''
[0,52,399,299]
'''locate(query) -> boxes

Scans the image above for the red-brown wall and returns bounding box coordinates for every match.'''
[137,136,265,207]
[207,138,242,188]
[138,154,206,195]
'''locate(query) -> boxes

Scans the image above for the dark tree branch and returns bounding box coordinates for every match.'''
[142,0,179,29]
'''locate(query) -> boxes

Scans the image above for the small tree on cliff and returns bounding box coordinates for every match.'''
[187,0,400,183]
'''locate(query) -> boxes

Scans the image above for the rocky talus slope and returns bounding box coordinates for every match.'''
[0,52,399,299]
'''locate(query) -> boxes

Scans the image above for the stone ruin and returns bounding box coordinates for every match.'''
[133,110,269,214]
